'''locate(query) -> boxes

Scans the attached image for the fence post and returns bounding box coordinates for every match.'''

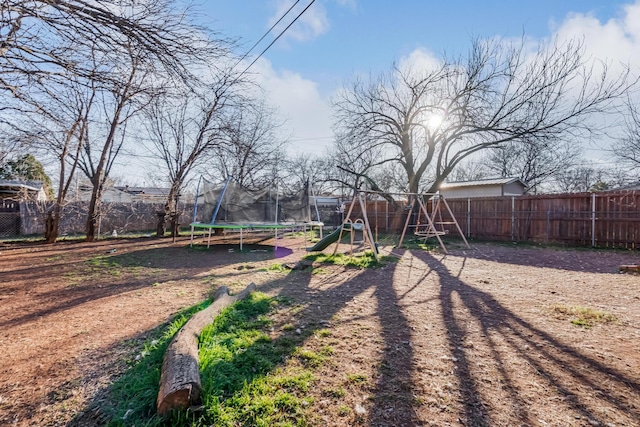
[591,193,596,247]
[466,197,471,237]
[385,201,389,232]
[511,196,515,241]
[546,210,550,243]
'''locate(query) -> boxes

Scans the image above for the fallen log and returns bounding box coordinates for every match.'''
[157,282,256,416]
[619,265,640,274]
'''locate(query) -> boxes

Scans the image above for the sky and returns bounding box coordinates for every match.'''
[194,0,640,160]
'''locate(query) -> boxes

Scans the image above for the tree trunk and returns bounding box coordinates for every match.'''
[44,211,60,243]
[170,211,180,239]
[157,283,256,416]
[156,211,166,237]
[85,195,99,242]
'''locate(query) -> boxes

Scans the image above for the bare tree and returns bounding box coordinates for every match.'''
[614,97,640,174]
[143,73,240,237]
[0,134,24,167]
[76,42,162,241]
[552,165,631,193]
[209,101,287,190]
[0,64,96,242]
[446,157,489,182]
[1,0,235,242]
[333,37,631,198]
[0,0,214,101]
[281,153,333,194]
[485,138,580,193]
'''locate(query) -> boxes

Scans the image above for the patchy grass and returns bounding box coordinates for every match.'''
[346,373,368,384]
[338,405,351,416]
[303,251,396,269]
[259,263,288,273]
[94,299,213,426]
[194,292,316,426]
[285,230,322,242]
[550,304,618,328]
[324,387,346,398]
[96,292,323,426]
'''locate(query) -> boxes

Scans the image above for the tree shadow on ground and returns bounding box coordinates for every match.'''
[446,240,640,274]
[412,250,640,426]
[262,257,422,425]
[68,251,425,426]
[0,243,287,329]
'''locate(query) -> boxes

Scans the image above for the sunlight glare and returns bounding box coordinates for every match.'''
[426,113,444,131]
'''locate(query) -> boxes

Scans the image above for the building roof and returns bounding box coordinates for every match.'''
[0,179,44,192]
[115,186,170,197]
[609,181,640,191]
[439,177,527,189]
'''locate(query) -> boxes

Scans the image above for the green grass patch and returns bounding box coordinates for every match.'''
[314,329,331,338]
[550,304,618,328]
[323,387,346,398]
[294,348,330,368]
[96,299,212,426]
[338,405,351,416]
[263,263,288,273]
[303,251,396,269]
[194,292,315,426]
[285,230,321,242]
[90,292,322,426]
[346,373,368,384]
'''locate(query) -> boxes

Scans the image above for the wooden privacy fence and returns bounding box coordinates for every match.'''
[347,191,640,249]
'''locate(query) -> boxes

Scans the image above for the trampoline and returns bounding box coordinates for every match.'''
[189,177,322,250]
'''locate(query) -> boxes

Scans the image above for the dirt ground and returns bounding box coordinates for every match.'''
[1,234,639,426]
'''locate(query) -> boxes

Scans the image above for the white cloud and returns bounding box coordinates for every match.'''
[553,1,640,71]
[268,0,330,43]
[252,58,334,155]
[397,47,443,75]
[335,0,357,10]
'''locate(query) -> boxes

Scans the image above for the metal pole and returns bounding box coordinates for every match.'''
[274,183,279,224]
[192,175,202,223]
[211,176,231,224]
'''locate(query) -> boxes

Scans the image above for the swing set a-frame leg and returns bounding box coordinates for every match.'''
[397,196,415,248]
[416,197,448,254]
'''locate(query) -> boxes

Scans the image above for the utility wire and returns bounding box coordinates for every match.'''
[230,0,302,71]
[235,0,316,81]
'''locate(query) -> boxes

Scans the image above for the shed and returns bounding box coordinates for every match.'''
[439,177,527,199]
[0,180,48,202]
[0,180,48,236]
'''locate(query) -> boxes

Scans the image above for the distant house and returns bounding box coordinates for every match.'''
[76,185,132,203]
[0,180,49,202]
[76,185,170,203]
[608,182,640,191]
[0,180,49,236]
[439,177,528,199]
[115,186,170,203]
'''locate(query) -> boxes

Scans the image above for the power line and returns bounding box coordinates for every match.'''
[235,0,316,81]
[230,0,302,71]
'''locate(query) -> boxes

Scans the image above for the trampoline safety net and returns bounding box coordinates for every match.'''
[199,178,310,224]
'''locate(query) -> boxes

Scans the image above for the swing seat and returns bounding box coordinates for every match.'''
[415,229,448,238]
